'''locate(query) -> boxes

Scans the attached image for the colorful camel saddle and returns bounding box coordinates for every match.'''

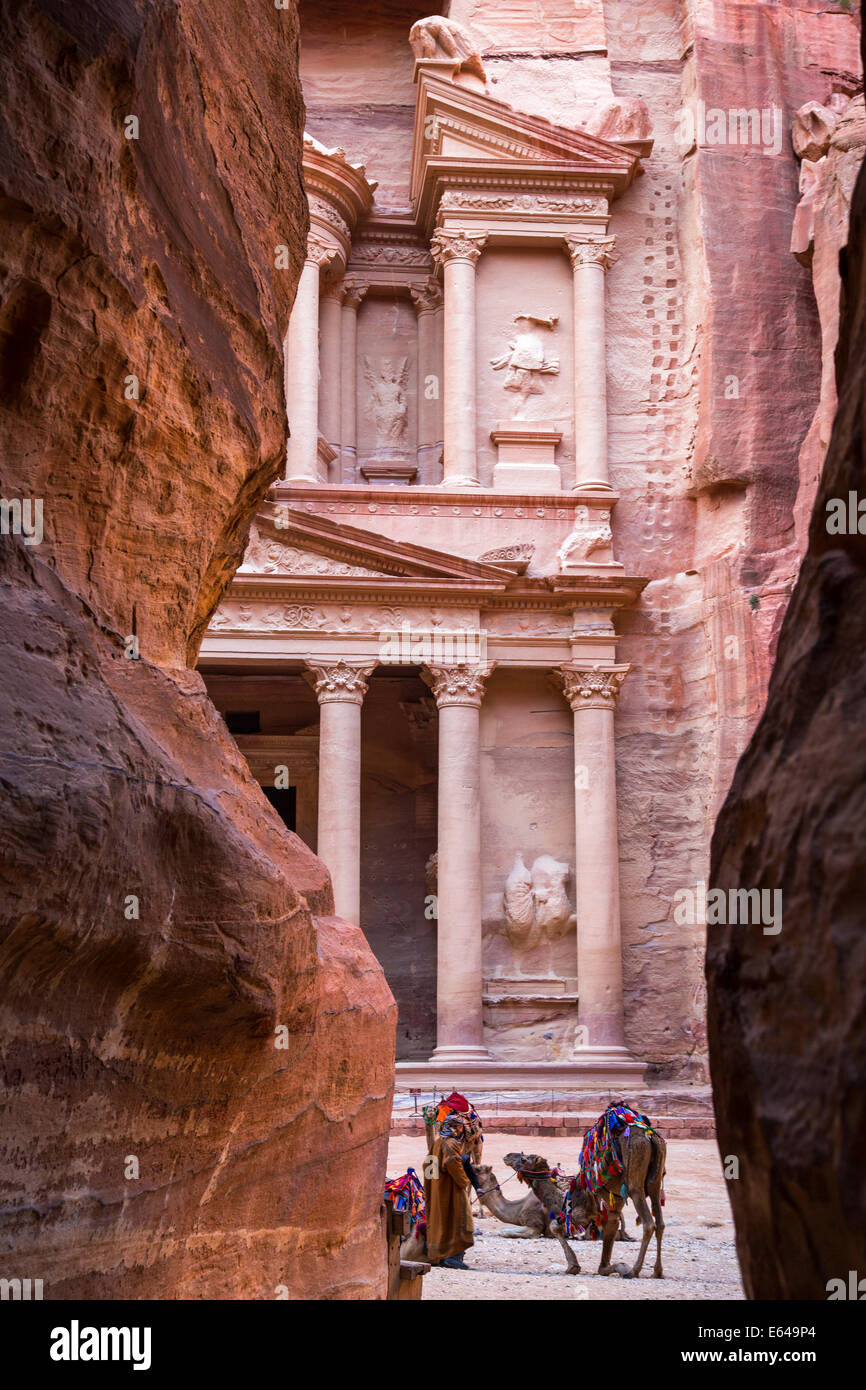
[576,1101,658,1200]
[384,1168,426,1226]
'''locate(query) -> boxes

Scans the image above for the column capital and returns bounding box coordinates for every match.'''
[410,278,444,314]
[341,276,369,310]
[558,662,631,710]
[423,661,495,708]
[431,229,488,270]
[564,234,618,272]
[306,236,342,273]
[305,659,376,705]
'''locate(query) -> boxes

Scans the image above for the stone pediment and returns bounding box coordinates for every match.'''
[238,506,512,585]
[411,72,644,226]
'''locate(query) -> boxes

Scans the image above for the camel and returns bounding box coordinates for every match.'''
[504,1127,666,1279]
[474,1163,634,1243]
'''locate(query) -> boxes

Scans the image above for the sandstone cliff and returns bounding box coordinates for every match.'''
[0,0,395,1299]
[708,16,866,1302]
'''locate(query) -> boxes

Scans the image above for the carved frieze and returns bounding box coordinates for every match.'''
[439,191,607,216]
[209,603,328,632]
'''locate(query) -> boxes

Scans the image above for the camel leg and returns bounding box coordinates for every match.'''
[616,1208,635,1242]
[622,1189,655,1278]
[500,1224,542,1239]
[650,1190,665,1277]
[550,1220,581,1274]
[597,1210,630,1276]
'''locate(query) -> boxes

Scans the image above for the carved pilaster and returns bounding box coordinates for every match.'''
[564,234,618,272]
[305,660,376,705]
[558,663,630,710]
[423,662,495,708]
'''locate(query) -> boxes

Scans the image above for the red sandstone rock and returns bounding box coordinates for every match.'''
[708,25,866,1296]
[0,0,395,1299]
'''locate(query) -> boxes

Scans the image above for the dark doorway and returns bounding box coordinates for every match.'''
[263,786,297,832]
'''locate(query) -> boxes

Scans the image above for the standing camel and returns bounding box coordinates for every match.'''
[504,1124,666,1278]
[474,1163,634,1243]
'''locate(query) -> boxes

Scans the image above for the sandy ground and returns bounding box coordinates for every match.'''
[387,1133,744,1301]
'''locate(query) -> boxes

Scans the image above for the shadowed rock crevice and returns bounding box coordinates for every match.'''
[708,24,866,1301]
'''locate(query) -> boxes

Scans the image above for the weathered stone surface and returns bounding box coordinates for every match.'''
[708,28,866,1296]
[0,0,395,1299]
[792,92,866,551]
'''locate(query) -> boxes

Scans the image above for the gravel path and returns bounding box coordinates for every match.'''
[387,1134,744,1301]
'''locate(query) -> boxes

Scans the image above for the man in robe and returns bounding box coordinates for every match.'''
[424,1108,481,1269]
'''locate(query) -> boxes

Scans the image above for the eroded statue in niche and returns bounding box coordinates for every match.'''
[490,314,559,418]
[503,853,575,950]
[408,15,486,86]
[558,506,613,570]
[363,356,409,448]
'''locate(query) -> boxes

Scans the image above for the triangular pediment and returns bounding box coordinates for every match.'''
[236,506,512,585]
[411,72,642,214]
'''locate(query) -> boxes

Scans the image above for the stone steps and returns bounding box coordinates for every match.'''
[391,1111,716,1141]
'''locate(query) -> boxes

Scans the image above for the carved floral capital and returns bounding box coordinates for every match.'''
[306,237,342,272]
[305,660,376,705]
[423,661,495,708]
[558,663,630,711]
[564,234,618,272]
[341,277,369,310]
[410,279,444,314]
[430,229,488,269]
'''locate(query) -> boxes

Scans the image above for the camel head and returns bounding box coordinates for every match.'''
[474,1163,498,1193]
[503,1151,549,1179]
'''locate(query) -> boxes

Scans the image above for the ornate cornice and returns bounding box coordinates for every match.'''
[304,659,377,705]
[564,234,618,272]
[423,661,495,708]
[430,229,488,268]
[558,663,630,710]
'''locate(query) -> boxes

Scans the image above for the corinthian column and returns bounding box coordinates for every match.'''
[431,230,487,488]
[559,662,631,1057]
[423,661,495,1062]
[340,280,367,484]
[285,239,339,483]
[565,235,617,491]
[305,660,376,926]
[410,279,444,484]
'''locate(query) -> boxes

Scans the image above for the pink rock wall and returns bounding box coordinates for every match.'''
[0,0,396,1299]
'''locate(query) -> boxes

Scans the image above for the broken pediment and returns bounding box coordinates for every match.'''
[411,70,646,228]
[238,507,513,586]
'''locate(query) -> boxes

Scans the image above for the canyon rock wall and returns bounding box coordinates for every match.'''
[709,13,866,1304]
[0,0,395,1299]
